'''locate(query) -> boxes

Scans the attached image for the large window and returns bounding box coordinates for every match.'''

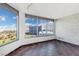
[25,15,54,38]
[0,4,18,46]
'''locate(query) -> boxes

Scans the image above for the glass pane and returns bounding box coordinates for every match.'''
[25,16,38,38]
[38,18,48,36]
[38,18,54,36]
[25,16,54,38]
[0,6,17,46]
[46,20,54,35]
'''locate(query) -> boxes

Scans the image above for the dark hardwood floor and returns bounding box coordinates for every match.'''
[7,40,79,56]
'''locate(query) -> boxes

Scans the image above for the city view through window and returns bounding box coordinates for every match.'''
[25,16,54,38]
[0,6,17,46]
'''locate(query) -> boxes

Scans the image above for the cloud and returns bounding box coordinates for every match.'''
[10,24,16,28]
[38,21,54,30]
[0,24,16,32]
[12,16,17,20]
[0,16,6,21]
[25,23,36,26]
[0,25,8,32]
[25,23,30,26]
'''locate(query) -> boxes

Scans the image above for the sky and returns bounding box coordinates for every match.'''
[0,6,53,32]
[25,17,51,26]
[0,7,17,32]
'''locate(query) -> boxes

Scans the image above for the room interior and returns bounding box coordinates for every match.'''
[0,3,79,56]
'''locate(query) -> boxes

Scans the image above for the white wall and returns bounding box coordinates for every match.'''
[56,13,79,45]
[0,4,55,56]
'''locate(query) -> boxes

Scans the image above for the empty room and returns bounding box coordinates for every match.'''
[0,3,79,56]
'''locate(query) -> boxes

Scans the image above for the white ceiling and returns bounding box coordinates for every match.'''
[8,3,79,19]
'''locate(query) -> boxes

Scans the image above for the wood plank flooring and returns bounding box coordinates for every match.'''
[7,40,79,56]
